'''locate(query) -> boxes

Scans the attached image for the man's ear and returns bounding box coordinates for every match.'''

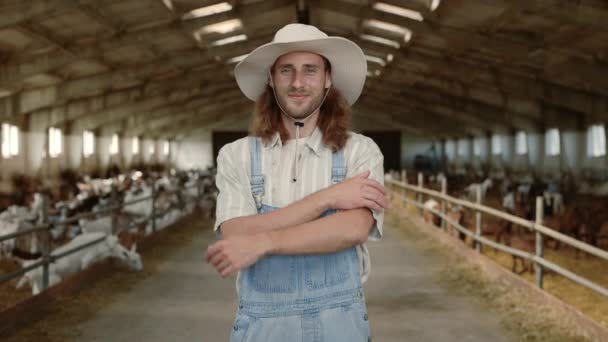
[325,72,332,89]
[268,70,274,88]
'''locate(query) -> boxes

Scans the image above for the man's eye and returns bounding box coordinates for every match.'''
[280,69,292,74]
[305,68,317,74]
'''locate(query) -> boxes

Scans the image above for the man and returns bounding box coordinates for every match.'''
[205,24,388,342]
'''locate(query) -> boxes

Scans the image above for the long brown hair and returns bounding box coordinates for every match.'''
[250,85,351,152]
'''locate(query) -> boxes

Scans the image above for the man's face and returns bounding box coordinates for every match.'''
[270,52,332,119]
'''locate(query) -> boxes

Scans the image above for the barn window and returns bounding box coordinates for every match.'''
[545,128,560,156]
[587,124,606,157]
[149,143,155,155]
[48,127,63,158]
[1,123,19,158]
[491,134,502,155]
[515,131,527,155]
[457,138,468,156]
[473,137,481,156]
[163,140,170,156]
[83,130,95,157]
[373,2,424,22]
[132,137,139,154]
[109,134,119,155]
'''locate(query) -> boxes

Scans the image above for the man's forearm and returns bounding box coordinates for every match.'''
[261,208,374,255]
[220,188,333,238]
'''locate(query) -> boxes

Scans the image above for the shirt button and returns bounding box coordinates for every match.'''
[364,313,368,321]
[233,325,238,331]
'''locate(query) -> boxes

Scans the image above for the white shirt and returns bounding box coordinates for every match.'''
[214,127,384,286]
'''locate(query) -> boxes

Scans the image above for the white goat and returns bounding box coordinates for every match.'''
[79,216,113,235]
[16,232,143,295]
[0,195,43,256]
[123,185,153,217]
[0,220,19,256]
[464,178,493,202]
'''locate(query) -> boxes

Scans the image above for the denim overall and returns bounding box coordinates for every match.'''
[230,137,370,342]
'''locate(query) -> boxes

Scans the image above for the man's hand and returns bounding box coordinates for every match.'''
[322,170,389,211]
[205,233,271,277]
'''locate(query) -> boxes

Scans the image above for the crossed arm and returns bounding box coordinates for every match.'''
[205,171,389,277]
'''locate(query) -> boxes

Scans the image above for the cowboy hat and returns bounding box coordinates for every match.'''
[234,24,367,105]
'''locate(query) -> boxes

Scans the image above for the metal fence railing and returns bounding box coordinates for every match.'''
[387,173,608,298]
[0,175,209,292]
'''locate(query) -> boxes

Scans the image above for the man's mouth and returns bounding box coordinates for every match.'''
[288,94,308,100]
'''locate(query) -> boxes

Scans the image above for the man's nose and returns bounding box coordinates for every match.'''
[290,70,304,88]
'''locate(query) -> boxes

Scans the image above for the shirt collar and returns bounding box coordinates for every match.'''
[266,126,323,157]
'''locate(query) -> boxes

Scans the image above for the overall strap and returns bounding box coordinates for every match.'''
[249,137,265,209]
[331,149,347,184]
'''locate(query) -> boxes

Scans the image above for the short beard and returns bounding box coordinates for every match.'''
[276,90,325,119]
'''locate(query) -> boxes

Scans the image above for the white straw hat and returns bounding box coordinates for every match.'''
[234,24,367,105]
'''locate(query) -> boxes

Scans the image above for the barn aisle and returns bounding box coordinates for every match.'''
[71,214,512,342]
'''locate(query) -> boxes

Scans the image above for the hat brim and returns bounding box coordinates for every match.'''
[234,37,367,105]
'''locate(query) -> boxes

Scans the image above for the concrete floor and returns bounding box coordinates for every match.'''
[74,219,513,341]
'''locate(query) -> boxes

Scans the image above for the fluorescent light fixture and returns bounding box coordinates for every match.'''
[360,34,400,49]
[374,69,382,77]
[404,29,413,42]
[363,19,413,42]
[365,55,387,67]
[431,0,442,11]
[373,2,424,21]
[209,34,247,47]
[161,0,174,11]
[387,53,394,62]
[182,2,232,20]
[226,54,248,64]
[196,19,242,35]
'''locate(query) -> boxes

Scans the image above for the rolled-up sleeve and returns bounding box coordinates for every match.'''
[213,143,257,234]
[347,136,384,241]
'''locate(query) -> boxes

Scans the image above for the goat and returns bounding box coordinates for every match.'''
[16,232,142,295]
[464,178,493,203]
[422,199,441,227]
[510,235,535,275]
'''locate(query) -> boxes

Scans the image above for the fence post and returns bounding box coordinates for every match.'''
[441,177,447,230]
[41,194,50,291]
[151,183,157,232]
[417,173,423,215]
[475,185,482,253]
[401,169,407,184]
[196,173,203,210]
[110,184,118,235]
[535,196,544,289]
